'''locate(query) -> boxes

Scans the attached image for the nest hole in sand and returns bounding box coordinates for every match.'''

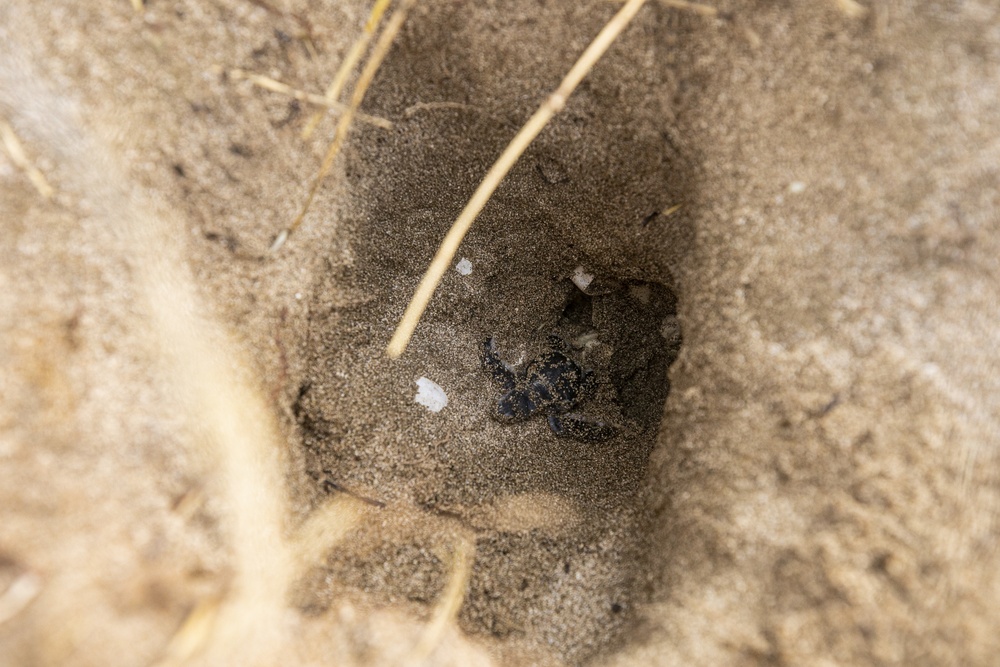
[290,7,689,661]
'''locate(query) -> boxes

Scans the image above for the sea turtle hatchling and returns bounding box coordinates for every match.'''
[480,335,617,442]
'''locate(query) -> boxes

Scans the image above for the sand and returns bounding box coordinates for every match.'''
[1,0,999,665]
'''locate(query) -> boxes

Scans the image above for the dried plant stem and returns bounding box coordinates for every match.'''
[151,596,221,667]
[292,495,367,569]
[608,0,716,15]
[301,0,392,140]
[0,119,54,199]
[273,0,416,253]
[229,69,393,129]
[386,0,650,359]
[407,534,475,664]
[655,0,717,16]
[0,571,41,625]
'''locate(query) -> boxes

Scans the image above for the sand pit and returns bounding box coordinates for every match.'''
[2,1,999,665]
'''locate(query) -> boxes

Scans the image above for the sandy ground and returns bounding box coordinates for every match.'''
[1,0,999,665]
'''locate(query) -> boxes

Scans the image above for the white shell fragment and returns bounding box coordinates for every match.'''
[571,266,594,292]
[414,377,448,412]
[455,257,473,275]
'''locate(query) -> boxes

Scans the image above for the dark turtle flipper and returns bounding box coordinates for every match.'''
[547,413,617,443]
[578,370,598,402]
[481,337,517,393]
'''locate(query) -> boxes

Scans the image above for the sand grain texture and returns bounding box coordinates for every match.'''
[1,1,999,666]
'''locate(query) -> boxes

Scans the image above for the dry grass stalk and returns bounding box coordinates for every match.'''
[0,119,54,199]
[151,596,221,667]
[140,258,293,664]
[639,0,717,16]
[272,0,418,253]
[659,0,717,16]
[148,253,362,663]
[407,534,476,664]
[0,572,41,626]
[229,68,393,129]
[292,495,368,569]
[386,0,651,359]
[301,0,393,140]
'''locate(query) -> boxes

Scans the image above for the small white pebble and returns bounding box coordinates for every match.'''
[414,377,448,412]
[571,266,594,292]
[788,181,806,194]
[455,257,473,275]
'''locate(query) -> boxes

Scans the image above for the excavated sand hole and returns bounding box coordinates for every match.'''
[287,6,691,663]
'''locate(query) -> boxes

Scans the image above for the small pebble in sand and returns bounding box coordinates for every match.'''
[455,258,473,275]
[571,266,594,292]
[788,180,806,194]
[414,377,448,412]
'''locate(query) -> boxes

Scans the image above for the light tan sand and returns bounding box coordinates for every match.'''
[1,1,999,665]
